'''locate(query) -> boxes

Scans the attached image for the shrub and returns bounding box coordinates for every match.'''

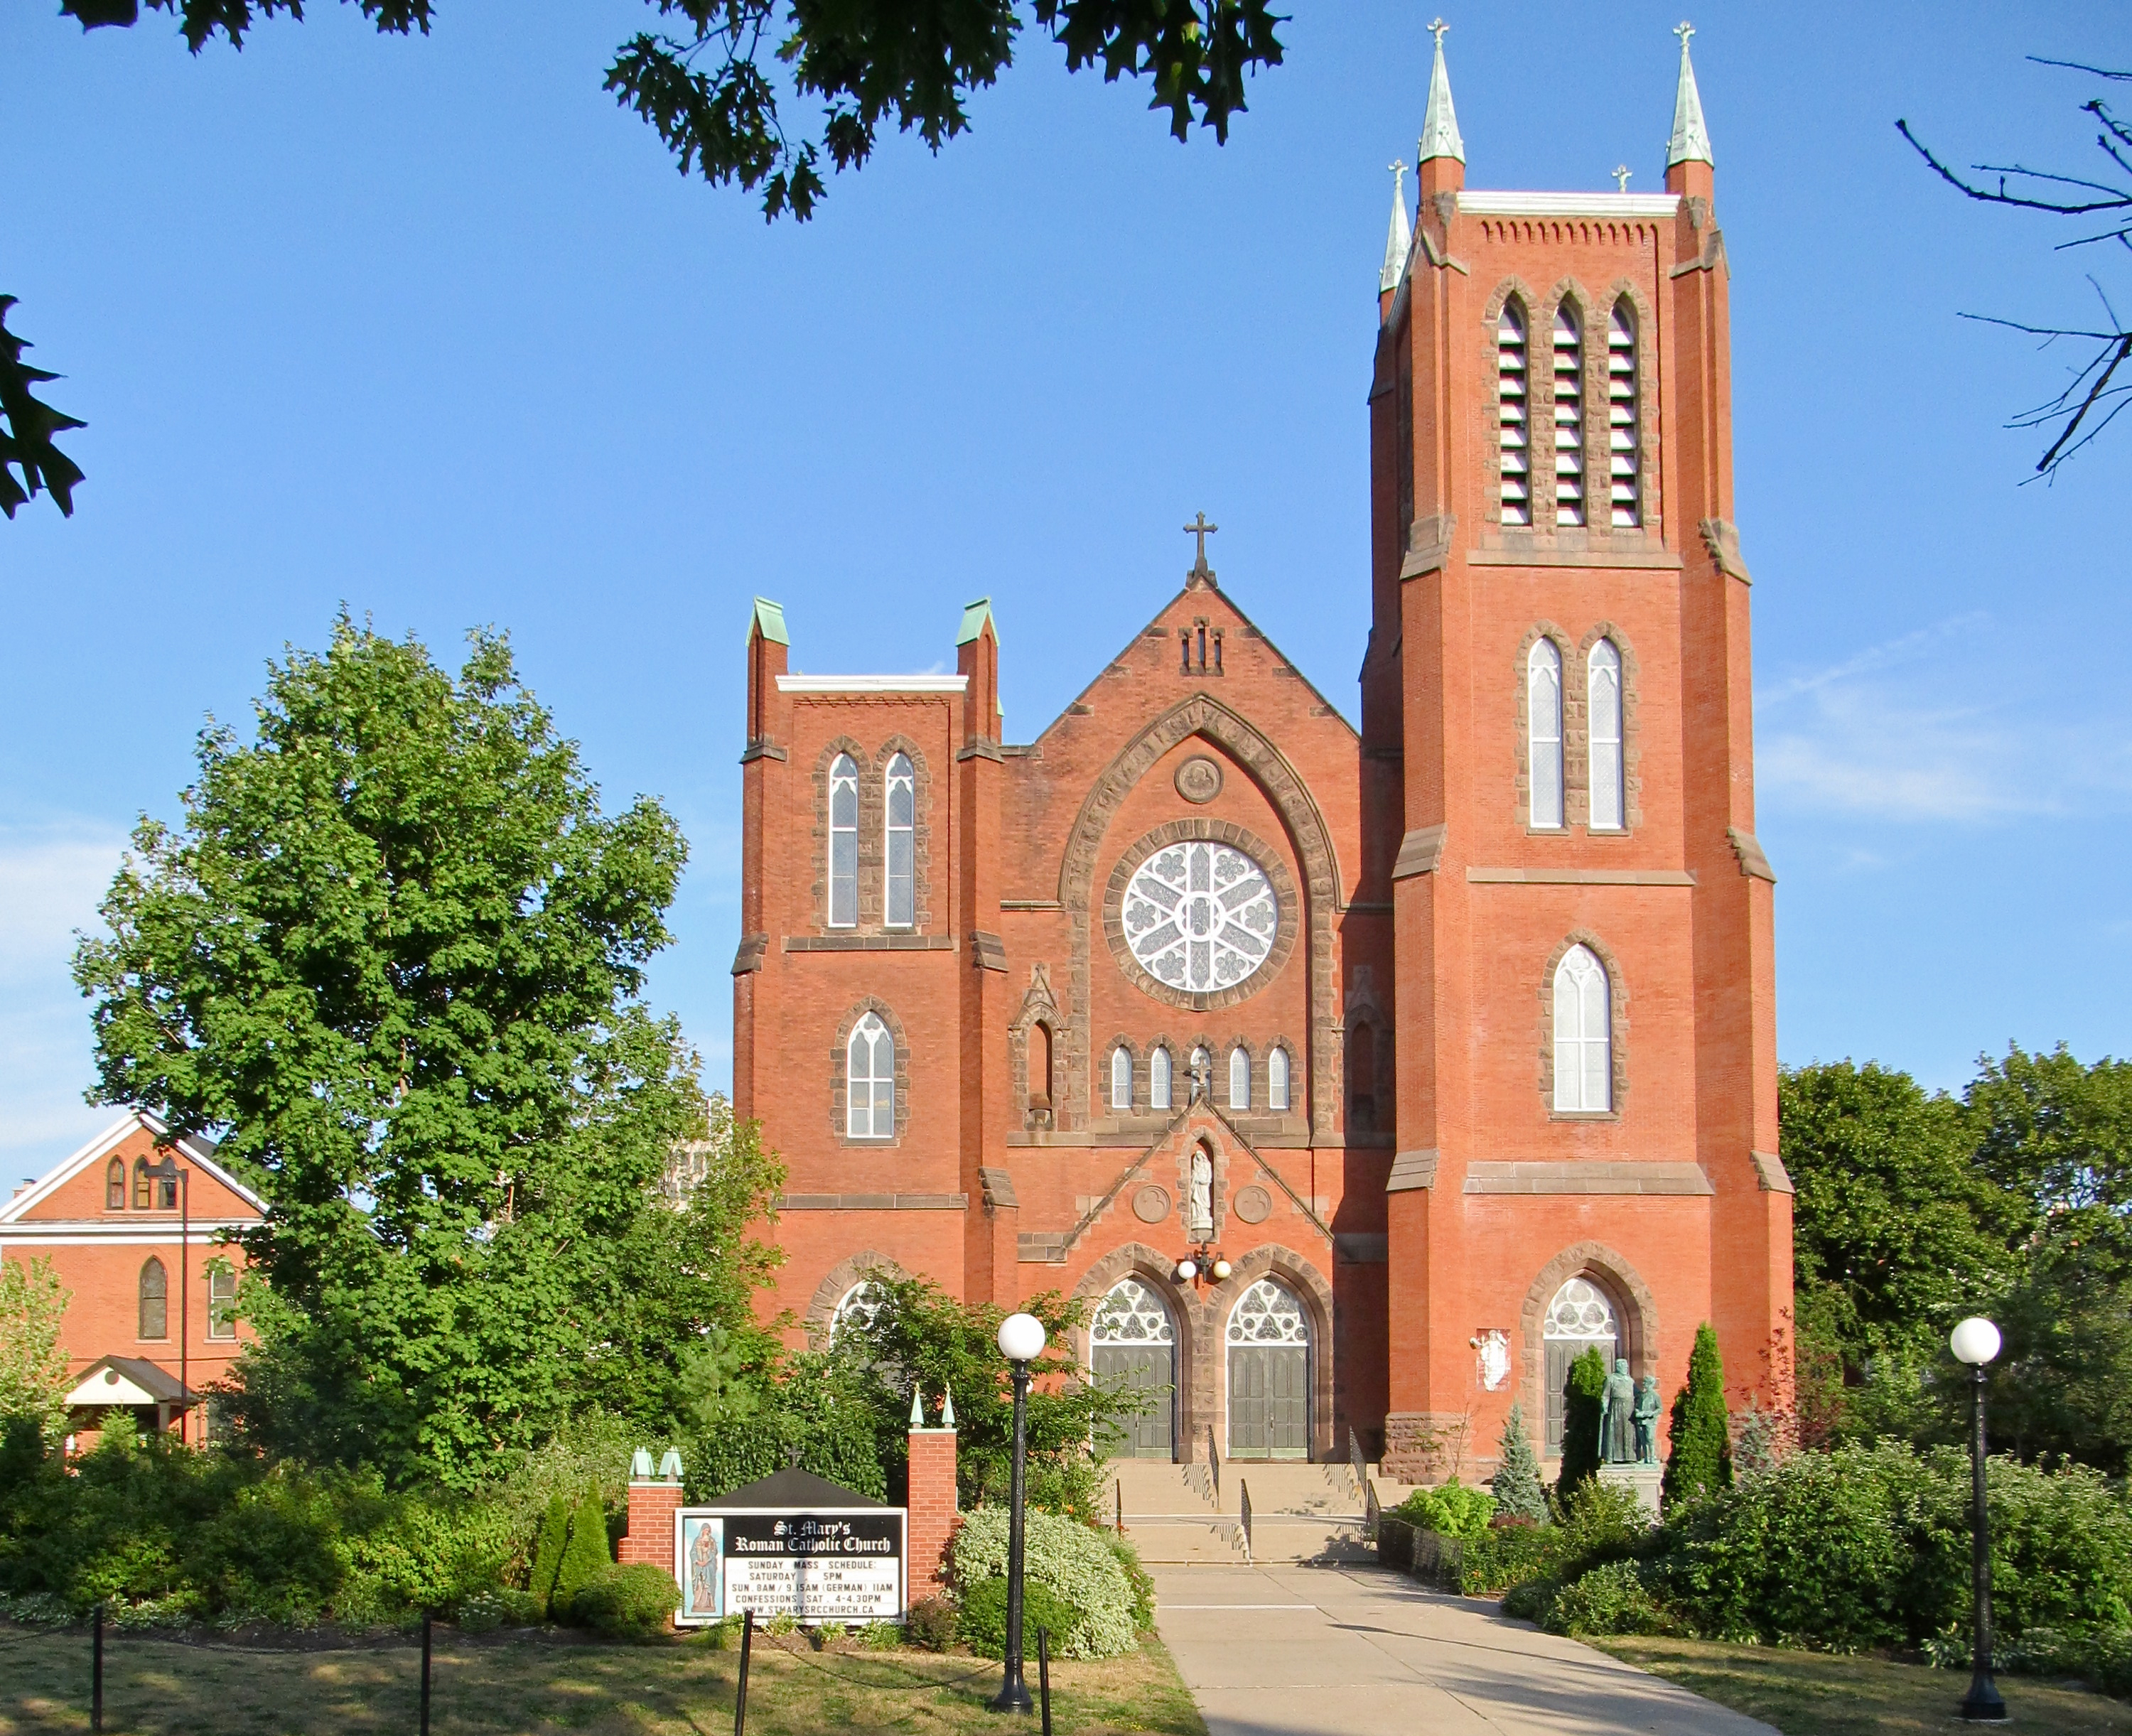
[457,1587,543,1632]
[1546,1560,1681,1637]
[529,1494,571,1617]
[1106,1535,1156,1632]
[572,1563,679,1641]
[859,1619,903,1651]
[550,1492,611,1622]
[951,1506,1136,1659]
[958,1576,1081,1661]
[1662,1324,1732,1509]
[1392,1479,1495,1541]
[1453,1477,1647,1596]
[1490,1404,1548,1524]
[1499,1578,1557,1625]
[905,1595,958,1651]
[1557,1349,1607,1499]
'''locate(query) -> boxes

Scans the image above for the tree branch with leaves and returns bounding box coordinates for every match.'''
[1900,58,2132,478]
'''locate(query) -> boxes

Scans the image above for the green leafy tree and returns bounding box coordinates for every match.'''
[0,298,85,520]
[529,1492,571,1617]
[1662,1323,1733,1508]
[1556,1349,1608,1501]
[551,1489,613,1620]
[0,1256,72,1441]
[1489,1401,1547,1524]
[72,615,741,1487]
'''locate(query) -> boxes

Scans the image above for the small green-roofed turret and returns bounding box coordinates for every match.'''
[750,596,789,645]
[957,596,997,647]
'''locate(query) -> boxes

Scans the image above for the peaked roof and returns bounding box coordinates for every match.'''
[1379,162,1412,293]
[0,1109,265,1225]
[956,596,997,647]
[750,597,790,646]
[66,1355,193,1408]
[695,1466,889,1509]
[1417,25,1465,166]
[1666,26,1714,168]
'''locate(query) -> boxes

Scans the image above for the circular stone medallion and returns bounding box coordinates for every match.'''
[1232,1185,1273,1224]
[1174,755,1224,804]
[1131,1185,1172,1224]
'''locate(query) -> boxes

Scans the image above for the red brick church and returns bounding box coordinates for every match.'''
[733,26,1790,1479]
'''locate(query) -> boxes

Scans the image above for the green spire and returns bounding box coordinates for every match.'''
[750,596,789,646]
[1666,21,1714,168]
[956,596,996,647]
[1417,18,1465,166]
[1379,160,1411,293]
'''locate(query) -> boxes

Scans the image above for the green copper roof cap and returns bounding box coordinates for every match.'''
[1417,19,1465,166]
[750,597,789,646]
[1380,160,1412,293]
[957,596,996,647]
[1666,22,1714,168]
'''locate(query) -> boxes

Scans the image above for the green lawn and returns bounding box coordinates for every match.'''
[0,1624,1207,1736]
[1595,1634,2132,1735]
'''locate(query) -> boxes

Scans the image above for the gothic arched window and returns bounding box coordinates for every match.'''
[1528,638,1563,829]
[139,1257,168,1340]
[1553,944,1613,1112]
[1588,640,1624,831]
[1267,1045,1291,1113]
[846,1011,895,1138]
[106,1158,125,1210]
[829,1279,888,1345]
[828,754,859,927]
[208,1261,238,1340]
[132,1157,151,1210]
[1608,301,1641,527]
[883,753,915,927]
[1228,1046,1251,1111]
[1030,1023,1055,1112]
[1148,1046,1173,1111]
[1497,302,1531,525]
[1553,303,1585,527]
[1111,1045,1133,1111]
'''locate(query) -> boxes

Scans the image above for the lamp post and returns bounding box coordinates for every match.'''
[1951,1315,2008,1724]
[991,1311,1047,1714]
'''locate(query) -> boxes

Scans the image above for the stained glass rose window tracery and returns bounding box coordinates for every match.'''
[1122,841,1280,993]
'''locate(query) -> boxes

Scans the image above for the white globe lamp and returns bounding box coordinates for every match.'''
[1950,1317,2002,1367]
[998,1312,1048,1365]
[1210,1258,1233,1282]
[1173,1258,1197,1283]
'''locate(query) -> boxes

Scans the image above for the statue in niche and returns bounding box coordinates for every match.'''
[1188,1147,1214,1237]
[1633,1375,1662,1466]
[1600,1357,1639,1465]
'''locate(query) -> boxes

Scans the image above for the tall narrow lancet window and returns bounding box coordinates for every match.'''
[828,754,859,927]
[1031,1024,1055,1111]
[846,1012,895,1138]
[1497,303,1531,525]
[132,1158,151,1210]
[1608,301,1641,527]
[139,1257,168,1339]
[1111,1045,1134,1111]
[1552,304,1585,526]
[1553,944,1613,1112]
[1588,640,1625,830]
[1149,1046,1173,1111]
[1229,1047,1251,1111]
[106,1158,125,1210]
[1527,639,1564,829]
[1267,1046,1291,1113]
[883,753,915,927]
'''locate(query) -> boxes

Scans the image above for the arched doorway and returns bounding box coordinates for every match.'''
[1226,1278,1310,1460]
[1092,1278,1178,1460]
[1542,1276,1620,1456]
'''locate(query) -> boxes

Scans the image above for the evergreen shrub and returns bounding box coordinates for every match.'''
[549,1492,613,1622]
[529,1494,571,1617]
[957,1576,1081,1661]
[571,1563,680,1641]
[1556,1349,1607,1498]
[1489,1404,1548,1523]
[1453,1478,1645,1596]
[951,1506,1136,1659]
[1662,1324,1733,1509]
[904,1595,958,1651]
[1391,1479,1495,1541]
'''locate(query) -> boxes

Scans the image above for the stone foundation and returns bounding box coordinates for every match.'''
[1382,1411,1470,1483]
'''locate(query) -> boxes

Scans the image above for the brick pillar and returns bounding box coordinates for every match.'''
[907,1413,959,1604]
[621,1479,683,1570]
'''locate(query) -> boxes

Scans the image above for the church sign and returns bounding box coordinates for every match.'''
[672,1468,907,1626]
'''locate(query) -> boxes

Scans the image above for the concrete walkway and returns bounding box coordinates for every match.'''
[1151,1563,1777,1736]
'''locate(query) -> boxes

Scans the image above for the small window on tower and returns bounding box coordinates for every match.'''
[884,753,915,928]
[1149,1046,1173,1111]
[1229,1046,1251,1111]
[1111,1045,1133,1111]
[1528,638,1564,830]
[1267,1046,1291,1112]
[828,755,859,927]
[1588,640,1625,831]
[1608,301,1642,527]
[1497,302,1531,526]
[106,1158,125,1210]
[846,1012,895,1139]
[1553,303,1585,527]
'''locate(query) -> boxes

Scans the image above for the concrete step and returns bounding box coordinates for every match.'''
[1110,1516,1248,1565]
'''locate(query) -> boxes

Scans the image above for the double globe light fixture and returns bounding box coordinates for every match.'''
[1173,1250,1232,1285]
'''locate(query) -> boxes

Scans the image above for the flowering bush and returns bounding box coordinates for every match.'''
[951,1506,1136,1659]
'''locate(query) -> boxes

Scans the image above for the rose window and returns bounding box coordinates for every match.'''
[1122,841,1279,993]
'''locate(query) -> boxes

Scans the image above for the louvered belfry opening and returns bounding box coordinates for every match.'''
[1552,303,1585,527]
[1497,303,1531,526]
[1608,301,1640,527]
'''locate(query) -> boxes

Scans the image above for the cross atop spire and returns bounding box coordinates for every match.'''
[1417,17,1465,167]
[1666,20,1714,168]
[1379,160,1413,293]
[1183,512,1219,576]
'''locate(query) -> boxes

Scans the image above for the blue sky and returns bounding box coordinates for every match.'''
[2,1,2126,1180]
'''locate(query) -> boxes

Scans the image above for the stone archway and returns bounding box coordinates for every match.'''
[1075,1243,1200,1462]
[1196,1243,1337,1464]
[1517,1242,1659,1460]
[802,1249,906,1349]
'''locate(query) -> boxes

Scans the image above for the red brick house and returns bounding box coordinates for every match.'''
[733,30,1789,1478]
[1,1111,264,1443]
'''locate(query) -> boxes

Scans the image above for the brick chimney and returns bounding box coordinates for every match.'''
[907,1387,959,1602]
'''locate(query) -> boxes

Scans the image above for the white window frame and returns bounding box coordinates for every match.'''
[1111,1045,1133,1111]
[1267,1045,1290,1112]
[1149,1046,1173,1111]
[828,754,860,927]
[883,753,915,928]
[1553,944,1613,1112]
[1528,638,1563,830]
[1588,640,1624,831]
[846,1010,895,1138]
[1228,1046,1251,1111]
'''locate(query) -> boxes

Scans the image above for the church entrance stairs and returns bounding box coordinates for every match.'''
[1105,1461,1379,1564]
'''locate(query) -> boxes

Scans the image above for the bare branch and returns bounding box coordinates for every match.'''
[2027,58,2132,82]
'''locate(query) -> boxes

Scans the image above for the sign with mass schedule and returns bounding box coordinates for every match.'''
[673,1506,907,1625]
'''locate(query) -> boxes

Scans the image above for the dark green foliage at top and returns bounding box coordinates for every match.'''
[1490,1401,1549,1524]
[64,1,1284,223]
[0,297,85,519]
[682,1354,887,1502]
[1556,1348,1608,1499]
[72,618,780,1487]
[528,1494,571,1617]
[1662,1325,1731,1509]
[550,1491,612,1619]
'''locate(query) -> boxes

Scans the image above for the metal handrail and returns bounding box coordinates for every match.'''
[1207,1423,1220,1502]
[1239,1478,1254,1565]
[1348,1425,1367,1502]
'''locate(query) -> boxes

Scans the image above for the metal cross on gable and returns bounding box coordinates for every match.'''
[1183,512,1219,570]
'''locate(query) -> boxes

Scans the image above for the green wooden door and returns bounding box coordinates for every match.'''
[1227,1344,1308,1460]
[1093,1344,1175,1459]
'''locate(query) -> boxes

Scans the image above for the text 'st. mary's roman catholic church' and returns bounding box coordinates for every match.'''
[733,24,1788,1477]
